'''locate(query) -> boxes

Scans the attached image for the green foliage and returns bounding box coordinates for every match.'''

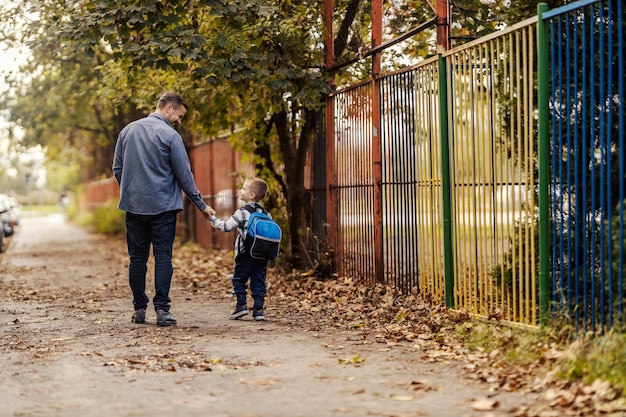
[491,219,539,298]
[88,199,126,235]
[0,40,139,179]
[454,320,545,366]
[20,205,62,217]
[452,317,626,395]
[45,158,80,194]
[556,331,626,395]
[0,0,574,268]
[450,0,568,46]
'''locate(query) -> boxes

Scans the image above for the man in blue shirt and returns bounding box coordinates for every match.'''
[113,91,215,327]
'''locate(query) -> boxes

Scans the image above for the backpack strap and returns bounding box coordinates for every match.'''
[241,204,266,214]
[238,205,260,254]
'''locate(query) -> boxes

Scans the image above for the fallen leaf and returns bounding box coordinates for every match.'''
[242,379,279,386]
[391,395,415,401]
[347,389,365,395]
[471,398,500,410]
[338,355,365,364]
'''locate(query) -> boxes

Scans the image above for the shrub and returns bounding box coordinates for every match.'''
[90,199,125,235]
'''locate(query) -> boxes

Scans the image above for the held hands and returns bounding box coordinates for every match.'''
[202,206,216,219]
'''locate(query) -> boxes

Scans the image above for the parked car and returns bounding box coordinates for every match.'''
[7,196,21,226]
[0,214,4,252]
[0,194,16,238]
[0,197,11,252]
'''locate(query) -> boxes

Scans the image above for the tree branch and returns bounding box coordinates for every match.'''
[334,0,361,58]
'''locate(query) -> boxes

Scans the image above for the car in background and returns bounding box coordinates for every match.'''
[0,194,16,240]
[0,196,12,252]
[7,196,21,226]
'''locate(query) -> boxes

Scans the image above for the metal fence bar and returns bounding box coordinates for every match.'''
[544,0,625,332]
[331,58,445,298]
[537,3,550,325]
[618,0,625,327]
[542,0,600,19]
[381,70,417,291]
[443,18,538,324]
[333,83,377,282]
[439,54,455,308]
[412,60,446,301]
[377,61,445,296]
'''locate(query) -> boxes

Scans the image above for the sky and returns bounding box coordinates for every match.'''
[0,0,28,92]
[0,6,41,187]
[0,0,29,128]
[0,44,26,133]
[1,47,27,84]
[0,0,34,130]
[0,46,27,121]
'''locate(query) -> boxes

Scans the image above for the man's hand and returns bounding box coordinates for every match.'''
[202,206,216,219]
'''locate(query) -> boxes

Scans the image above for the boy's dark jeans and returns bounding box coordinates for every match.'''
[233,252,268,309]
[125,210,178,312]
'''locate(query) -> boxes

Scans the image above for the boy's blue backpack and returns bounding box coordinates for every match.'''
[242,206,282,260]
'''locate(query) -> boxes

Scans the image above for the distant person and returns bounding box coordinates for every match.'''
[59,191,69,207]
[59,192,69,217]
[113,91,215,327]
[209,177,273,321]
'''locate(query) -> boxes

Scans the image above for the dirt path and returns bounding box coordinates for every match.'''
[0,213,542,417]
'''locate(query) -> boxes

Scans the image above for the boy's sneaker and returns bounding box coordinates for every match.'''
[252,308,265,321]
[156,309,177,327]
[231,304,249,320]
[132,308,146,324]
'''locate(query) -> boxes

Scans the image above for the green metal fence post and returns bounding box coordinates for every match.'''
[439,55,455,308]
[537,3,551,326]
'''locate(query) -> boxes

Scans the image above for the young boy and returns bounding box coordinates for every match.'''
[209,177,271,321]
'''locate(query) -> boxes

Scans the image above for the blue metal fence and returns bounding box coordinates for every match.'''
[542,0,625,332]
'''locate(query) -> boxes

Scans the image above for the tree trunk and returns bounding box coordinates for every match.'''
[274,108,317,268]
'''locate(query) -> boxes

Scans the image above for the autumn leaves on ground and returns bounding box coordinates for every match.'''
[1,214,625,417]
[174,243,626,417]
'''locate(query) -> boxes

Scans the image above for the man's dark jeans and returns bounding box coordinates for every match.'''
[125,210,178,312]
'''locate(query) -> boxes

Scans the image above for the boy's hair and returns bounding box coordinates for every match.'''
[157,91,189,110]
[246,177,268,201]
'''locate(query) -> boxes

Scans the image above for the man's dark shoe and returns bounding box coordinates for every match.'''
[231,304,249,320]
[252,308,265,321]
[132,308,146,324]
[156,309,177,327]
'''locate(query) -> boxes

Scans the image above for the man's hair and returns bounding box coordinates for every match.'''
[157,91,188,110]
[246,177,268,201]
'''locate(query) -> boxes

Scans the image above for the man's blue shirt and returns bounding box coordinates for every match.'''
[113,113,207,215]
